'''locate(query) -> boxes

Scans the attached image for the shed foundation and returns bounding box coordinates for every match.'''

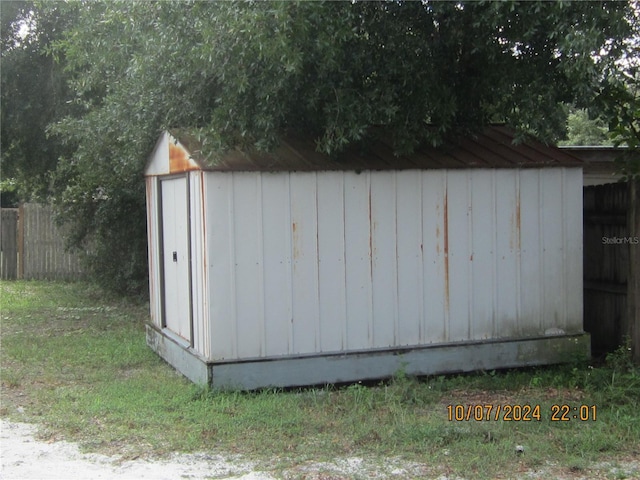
[146,325,590,389]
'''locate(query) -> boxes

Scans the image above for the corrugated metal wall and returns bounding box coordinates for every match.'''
[189,171,209,356]
[160,177,192,341]
[146,177,163,328]
[147,172,210,355]
[203,167,583,361]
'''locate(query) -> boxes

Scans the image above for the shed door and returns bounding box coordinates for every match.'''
[160,176,192,343]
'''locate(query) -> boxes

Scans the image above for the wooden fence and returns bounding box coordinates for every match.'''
[629,179,640,364]
[583,181,638,355]
[1,209,19,280]
[0,203,85,280]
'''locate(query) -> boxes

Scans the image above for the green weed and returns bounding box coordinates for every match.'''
[1,280,639,479]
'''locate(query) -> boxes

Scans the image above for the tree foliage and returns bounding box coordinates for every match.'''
[0,1,76,204]
[595,0,640,178]
[11,0,633,293]
[559,108,612,146]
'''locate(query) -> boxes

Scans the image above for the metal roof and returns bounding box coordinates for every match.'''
[172,125,583,172]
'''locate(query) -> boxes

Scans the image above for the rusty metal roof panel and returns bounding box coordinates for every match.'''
[167,126,583,173]
[482,127,583,167]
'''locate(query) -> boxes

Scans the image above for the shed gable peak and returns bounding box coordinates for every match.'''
[145,131,202,176]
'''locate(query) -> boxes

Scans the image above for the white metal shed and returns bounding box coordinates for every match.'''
[144,126,589,389]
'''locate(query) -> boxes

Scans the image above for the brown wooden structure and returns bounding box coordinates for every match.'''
[0,203,84,280]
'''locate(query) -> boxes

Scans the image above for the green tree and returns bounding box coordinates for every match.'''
[1,1,76,204]
[47,0,632,294]
[596,2,639,178]
[559,108,612,146]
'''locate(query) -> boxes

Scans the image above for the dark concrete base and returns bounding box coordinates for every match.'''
[146,324,590,390]
[146,325,209,384]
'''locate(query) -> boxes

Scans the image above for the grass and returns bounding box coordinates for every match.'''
[1,280,640,479]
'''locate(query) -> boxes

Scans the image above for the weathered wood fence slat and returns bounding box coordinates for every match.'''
[1,209,19,280]
[627,179,640,364]
[0,203,84,280]
[583,182,636,356]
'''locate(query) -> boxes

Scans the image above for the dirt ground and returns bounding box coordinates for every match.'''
[0,419,434,480]
[0,420,276,480]
[2,418,640,480]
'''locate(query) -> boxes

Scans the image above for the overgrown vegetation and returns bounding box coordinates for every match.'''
[558,108,613,147]
[2,1,638,294]
[1,281,639,479]
[0,1,77,205]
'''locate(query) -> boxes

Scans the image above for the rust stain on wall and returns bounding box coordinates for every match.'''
[169,142,198,173]
[516,193,521,250]
[509,210,514,250]
[369,188,373,273]
[443,193,449,311]
[509,194,522,251]
[200,172,207,273]
[145,178,156,316]
[292,222,299,261]
[435,203,441,255]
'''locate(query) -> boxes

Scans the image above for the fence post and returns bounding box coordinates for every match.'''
[17,203,24,279]
[629,178,640,364]
[0,209,19,279]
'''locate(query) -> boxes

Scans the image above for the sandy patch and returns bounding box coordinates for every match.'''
[0,420,273,480]
[2,419,638,480]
